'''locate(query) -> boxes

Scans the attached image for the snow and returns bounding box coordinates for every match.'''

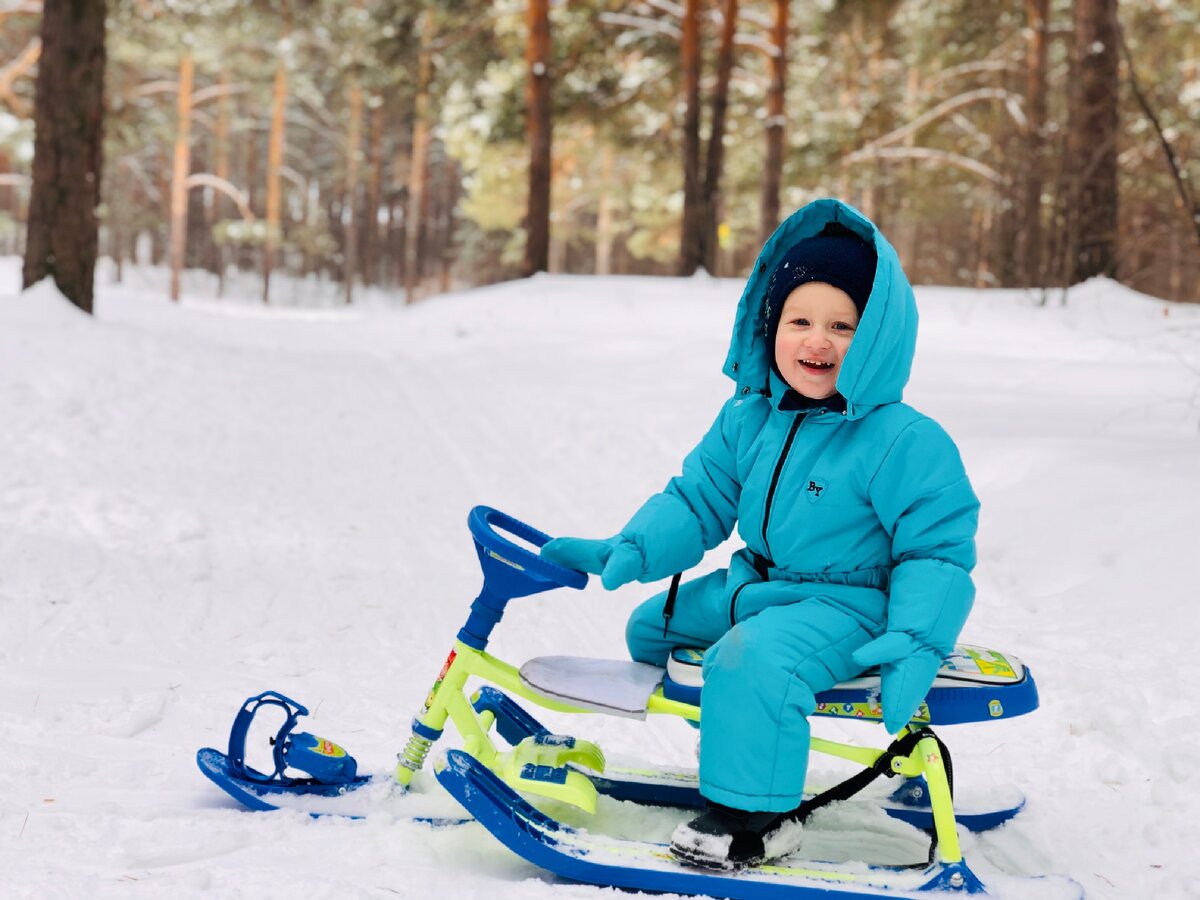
[2,258,1198,899]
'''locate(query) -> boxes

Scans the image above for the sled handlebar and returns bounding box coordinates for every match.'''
[458,507,589,651]
[467,506,589,594]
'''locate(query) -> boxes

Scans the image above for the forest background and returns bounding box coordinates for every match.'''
[1,0,1197,312]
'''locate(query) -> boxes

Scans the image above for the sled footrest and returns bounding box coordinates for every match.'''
[491,731,605,813]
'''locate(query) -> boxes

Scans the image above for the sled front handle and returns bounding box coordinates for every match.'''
[459,507,588,651]
[468,506,588,595]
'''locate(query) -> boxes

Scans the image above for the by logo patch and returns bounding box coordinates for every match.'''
[805,480,827,502]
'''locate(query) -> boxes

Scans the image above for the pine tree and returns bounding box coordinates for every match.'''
[22,0,107,313]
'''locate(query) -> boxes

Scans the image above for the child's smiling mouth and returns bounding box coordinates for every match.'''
[799,359,834,371]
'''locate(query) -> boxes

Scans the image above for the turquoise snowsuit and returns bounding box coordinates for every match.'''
[547,199,979,813]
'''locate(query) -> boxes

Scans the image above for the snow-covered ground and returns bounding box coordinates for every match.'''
[2,258,1198,899]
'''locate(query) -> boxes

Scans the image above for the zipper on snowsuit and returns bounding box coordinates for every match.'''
[760,414,804,555]
[728,553,772,627]
[730,414,805,627]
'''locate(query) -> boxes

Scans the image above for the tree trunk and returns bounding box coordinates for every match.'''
[701,0,737,276]
[263,59,287,304]
[343,81,363,304]
[404,11,433,303]
[212,71,232,295]
[1066,0,1119,283]
[678,0,702,275]
[22,0,107,314]
[759,0,788,244]
[523,0,553,276]
[438,154,458,292]
[363,102,384,286]
[595,144,615,275]
[168,52,193,302]
[1016,0,1049,286]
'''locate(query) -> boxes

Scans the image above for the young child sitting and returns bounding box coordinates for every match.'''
[540,198,979,870]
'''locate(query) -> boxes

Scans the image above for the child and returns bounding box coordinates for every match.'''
[541,199,979,869]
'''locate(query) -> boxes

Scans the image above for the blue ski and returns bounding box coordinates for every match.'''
[435,749,1084,900]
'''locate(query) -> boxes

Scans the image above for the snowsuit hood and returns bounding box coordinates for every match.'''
[723,199,916,420]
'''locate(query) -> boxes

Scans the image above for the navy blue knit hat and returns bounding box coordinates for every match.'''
[763,222,877,347]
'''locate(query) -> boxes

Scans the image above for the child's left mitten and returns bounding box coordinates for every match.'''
[852,632,943,734]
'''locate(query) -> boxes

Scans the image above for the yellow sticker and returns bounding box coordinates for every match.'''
[312,737,346,758]
[965,648,1016,679]
[487,549,525,572]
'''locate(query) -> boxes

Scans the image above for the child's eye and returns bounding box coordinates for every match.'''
[832,321,855,331]
[789,318,810,326]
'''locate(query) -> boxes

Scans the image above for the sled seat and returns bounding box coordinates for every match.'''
[519,644,1038,726]
[664,643,1039,726]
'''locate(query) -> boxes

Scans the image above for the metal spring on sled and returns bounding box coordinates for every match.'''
[397,732,434,774]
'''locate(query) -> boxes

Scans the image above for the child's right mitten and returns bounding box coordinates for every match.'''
[540,494,704,591]
[539,536,643,590]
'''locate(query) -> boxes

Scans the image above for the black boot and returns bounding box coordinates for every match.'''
[668,801,805,870]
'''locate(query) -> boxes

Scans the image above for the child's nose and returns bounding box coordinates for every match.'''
[802,332,831,349]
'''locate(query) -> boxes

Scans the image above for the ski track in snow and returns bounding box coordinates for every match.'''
[2,261,1199,899]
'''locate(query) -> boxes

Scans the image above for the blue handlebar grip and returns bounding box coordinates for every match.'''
[468,507,588,593]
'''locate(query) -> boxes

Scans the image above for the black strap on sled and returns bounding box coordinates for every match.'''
[661,573,683,636]
[794,727,954,868]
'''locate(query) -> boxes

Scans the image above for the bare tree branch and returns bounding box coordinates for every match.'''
[733,31,776,56]
[185,173,256,222]
[639,0,683,18]
[599,12,680,41]
[1116,18,1200,247]
[117,154,162,203]
[129,79,179,99]
[0,1,41,23]
[861,88,1026,152]
[0,37,40,117]
[192,82,249,106]
[841,146,1005,185]
[927,58,1024,91]
[737,6,771,29]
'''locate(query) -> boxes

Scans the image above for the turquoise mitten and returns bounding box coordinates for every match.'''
[540,536,643,590]
[852,632,944,734]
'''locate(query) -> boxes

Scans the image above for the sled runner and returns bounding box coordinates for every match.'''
[197,683,1025,831]
[197,505,1082,899]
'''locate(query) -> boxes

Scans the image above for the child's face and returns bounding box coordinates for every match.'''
[773,282,859,400]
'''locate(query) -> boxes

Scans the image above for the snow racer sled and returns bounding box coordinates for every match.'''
[199,505,1083,899]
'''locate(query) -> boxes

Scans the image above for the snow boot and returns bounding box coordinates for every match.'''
[668,802,804,870]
